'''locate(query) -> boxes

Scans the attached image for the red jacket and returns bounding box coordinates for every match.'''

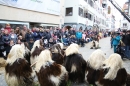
[5,27,11,34]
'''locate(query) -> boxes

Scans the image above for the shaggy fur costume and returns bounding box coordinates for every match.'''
[35,49,68,86]
[127,73,130,86]
[90,41,99,49]
[64,44,86,83]
[5,44,35,86]
[85,49,106,85]
[96,53,127,86]
[23,42,31,65]
[50,43,65,65]
[30,39,44,65]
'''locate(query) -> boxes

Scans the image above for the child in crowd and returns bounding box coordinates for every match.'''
[17,39,21,44]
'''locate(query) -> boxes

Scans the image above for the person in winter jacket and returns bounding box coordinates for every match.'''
[33,28,41,41]
[125,30,130,59]
[112,32,121,53]
[4,23,11,34]
[25,29,34,43]
[15,27,21,36]
[21,25,27,39]
[2,30,11,48]
[5,40,14,59]
[76,28,82,45]
[10,29,17,44]
[0,33,4,57]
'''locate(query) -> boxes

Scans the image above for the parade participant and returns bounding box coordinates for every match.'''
[64,43,86,83]
[49,43,65,65]
[35,49,68,86]
[96,53,127,86]
[5,44,35,86]
[85,49,106,85]
[30,39,44,65]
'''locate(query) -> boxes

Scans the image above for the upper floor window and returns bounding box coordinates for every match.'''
[123,23,127,27]
[79,7,84,17]
[84,10,88,18]
[84,0,87,2]
[88,13,93,21]
[88,0,93,7]
[66,7,73,16]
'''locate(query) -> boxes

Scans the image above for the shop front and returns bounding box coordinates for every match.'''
[0,20,29,30]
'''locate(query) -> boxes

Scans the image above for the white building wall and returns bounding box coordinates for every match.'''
[64,0,79,23]
[64,0,107,30]
[121,18,130,29]
[0,0,65,27]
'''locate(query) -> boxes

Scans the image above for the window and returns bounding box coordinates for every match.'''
[88,0,93,7]
[88,13,93,21]
[66,7,73,16]
[84,10,88,18]
[123,23,127,27]
[79,7,84,17]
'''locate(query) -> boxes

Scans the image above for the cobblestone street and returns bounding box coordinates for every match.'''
[0,37,130,86]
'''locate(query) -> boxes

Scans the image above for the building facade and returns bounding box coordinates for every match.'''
[106,15,115,31]
[120,2,130,30]
[104,0,116,31]
[0,0,65,29]
[64,0,107,31]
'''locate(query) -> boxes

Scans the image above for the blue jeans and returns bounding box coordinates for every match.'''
[77,39,81,45]
[113,45,117,53]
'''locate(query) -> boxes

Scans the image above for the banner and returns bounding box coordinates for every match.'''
[0,0,61,15]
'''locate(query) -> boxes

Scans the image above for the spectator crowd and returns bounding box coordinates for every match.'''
[110,29,130,59]
[0,23,109,59]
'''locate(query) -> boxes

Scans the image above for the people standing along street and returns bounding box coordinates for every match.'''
[21,25,27,40]
[110,34,114,48]
[76,27,82,46]
[4,23,11,34]
[15,27,21,37]
[10,29,17,44]
[46,29,52,47]
[125,30,130,59]
[2,30,11,59]
[0,29,4,57]
[5,40,14,58]
[33,28,41,41]
[25,29,34,43]
[112,32,121,53]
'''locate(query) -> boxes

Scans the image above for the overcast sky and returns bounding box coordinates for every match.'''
[114,0,128,20]
[111,0,128,28]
